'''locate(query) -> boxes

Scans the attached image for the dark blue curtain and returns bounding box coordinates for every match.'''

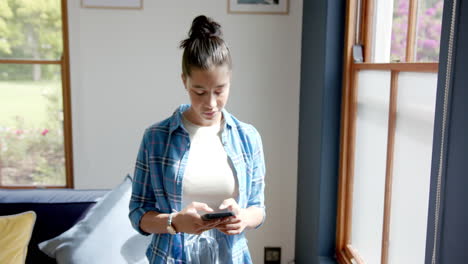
[425,0,468,263]
[296,1,344,263]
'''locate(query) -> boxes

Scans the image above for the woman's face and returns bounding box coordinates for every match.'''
[182,64,231,126]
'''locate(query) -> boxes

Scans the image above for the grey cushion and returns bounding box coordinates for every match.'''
[38,175,151,264]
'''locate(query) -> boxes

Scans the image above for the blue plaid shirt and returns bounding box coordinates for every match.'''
[129,104,266,264]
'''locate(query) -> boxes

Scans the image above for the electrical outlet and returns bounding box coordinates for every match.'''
[264,247,281,264]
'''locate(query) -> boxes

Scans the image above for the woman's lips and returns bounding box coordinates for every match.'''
[203,111,216,118]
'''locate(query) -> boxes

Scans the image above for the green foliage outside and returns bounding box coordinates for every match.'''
[0,81,49,126]
[391,0,443,62]
[0,80,65,186]
[0,0,65,186]
[0,0,62,80]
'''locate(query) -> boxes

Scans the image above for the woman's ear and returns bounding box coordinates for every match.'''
[181,73,187,89]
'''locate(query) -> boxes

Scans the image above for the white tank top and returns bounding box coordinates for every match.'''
[181,115,238,212]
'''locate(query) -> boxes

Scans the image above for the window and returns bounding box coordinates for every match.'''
[336,0,443,263]
[0,0,73,188]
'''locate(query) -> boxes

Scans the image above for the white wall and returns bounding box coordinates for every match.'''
[68,1,303,263]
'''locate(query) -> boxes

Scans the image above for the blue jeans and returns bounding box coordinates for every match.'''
[184,229,231,264]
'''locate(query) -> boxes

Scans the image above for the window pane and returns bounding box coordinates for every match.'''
[351,70,391,263]
[390,0,409,62]
[371,0,443,62]
[0,64,65,186]
[0,0,63,60]
[415,0,444,62]
[388,72,437,264]
[370,0,395,62]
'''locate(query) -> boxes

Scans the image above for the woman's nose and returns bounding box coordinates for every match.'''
[207,93,217,108]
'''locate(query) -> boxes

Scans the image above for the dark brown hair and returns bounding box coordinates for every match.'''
[180,15,232,77]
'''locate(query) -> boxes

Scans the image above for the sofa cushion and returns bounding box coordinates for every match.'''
[0,211,36,264]
[38,175,151,264]
[0,189,108,264]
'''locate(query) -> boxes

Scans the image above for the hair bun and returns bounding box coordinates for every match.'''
[189,15,222,39]
[180,15,231,76]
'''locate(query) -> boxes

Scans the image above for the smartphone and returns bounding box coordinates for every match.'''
[201,211,235,221]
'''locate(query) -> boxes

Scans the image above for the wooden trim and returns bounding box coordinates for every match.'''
[406,0,419,62]
[337,249,354,264]
[336,0,358,251]
[61,0,74,189]
[0,59,61,65]
[0,158,2,185]
[362,0,374,62]
[344,71,359,244]
[352,62,438,72]
[380,71,399,264]
[355,0,362,44]
[346,245,365,264]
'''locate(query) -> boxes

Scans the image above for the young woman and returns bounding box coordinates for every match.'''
[129,15,266,264]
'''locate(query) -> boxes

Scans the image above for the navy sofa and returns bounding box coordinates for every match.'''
[0,188,108,264]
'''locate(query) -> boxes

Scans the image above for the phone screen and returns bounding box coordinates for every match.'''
[201,211,234,221]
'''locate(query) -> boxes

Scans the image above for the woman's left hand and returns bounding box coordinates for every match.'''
[215,198,248,235]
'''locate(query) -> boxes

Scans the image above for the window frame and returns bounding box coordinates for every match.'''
[0,0,74,189]
[336,0,439,263]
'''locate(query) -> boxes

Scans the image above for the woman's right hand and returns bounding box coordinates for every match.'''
[172,202,221,235]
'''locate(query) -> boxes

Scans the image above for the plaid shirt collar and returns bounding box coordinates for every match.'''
[168,104,235,134]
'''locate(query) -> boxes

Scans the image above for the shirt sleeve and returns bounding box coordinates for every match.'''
[247,127,266,229]
[129,130,156,236]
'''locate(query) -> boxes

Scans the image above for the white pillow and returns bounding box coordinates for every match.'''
[39,175,151,264]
